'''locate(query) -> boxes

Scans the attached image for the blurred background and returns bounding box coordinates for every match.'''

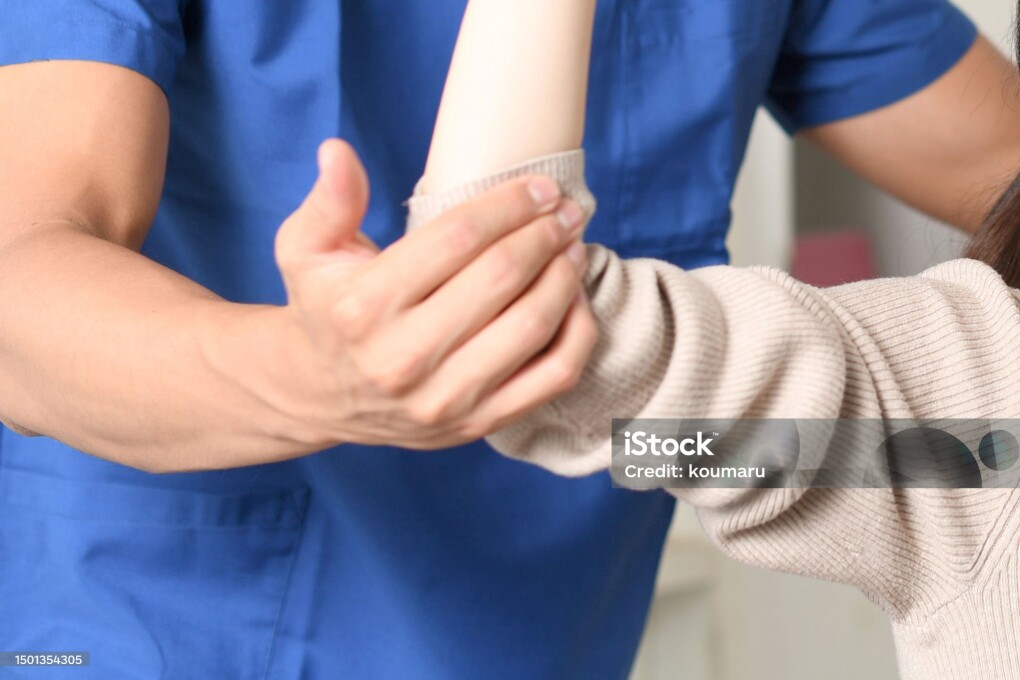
[630,1,1013,678]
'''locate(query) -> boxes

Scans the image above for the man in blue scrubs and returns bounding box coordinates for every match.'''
[0,1,1016,678]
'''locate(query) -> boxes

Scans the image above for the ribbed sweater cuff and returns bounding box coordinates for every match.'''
[405,149,597,232]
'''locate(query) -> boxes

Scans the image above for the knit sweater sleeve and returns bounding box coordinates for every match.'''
[407,151,1020,679]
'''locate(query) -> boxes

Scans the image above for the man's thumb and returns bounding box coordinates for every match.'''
[276,139,370,265]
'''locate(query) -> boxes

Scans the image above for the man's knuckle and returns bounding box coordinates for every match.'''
[332,293,364,327]
[457,418,490,442]
[394,349,427,385]
[363,351,423,395]
[441,216,482,256]
[517,309,554,346]
[409,398,448,427]
[486,247,524,292]
[333,293,372,339]
[548,356,583,393]
[364,368,403,397]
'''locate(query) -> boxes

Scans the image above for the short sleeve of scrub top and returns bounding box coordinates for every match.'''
[0,0,185,94]
[767,0,977,131]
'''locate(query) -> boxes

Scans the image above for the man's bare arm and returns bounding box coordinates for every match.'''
[0,61,588,472]
[803,35,1020,233]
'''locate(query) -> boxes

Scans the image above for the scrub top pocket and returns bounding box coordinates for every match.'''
[606,0,789,266]
[0,469,309,680]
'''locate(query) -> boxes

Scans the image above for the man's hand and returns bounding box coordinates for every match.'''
[266,140,598,450]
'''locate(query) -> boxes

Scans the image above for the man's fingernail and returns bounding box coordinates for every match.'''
[556,202,585,232]
[567,241,587,268]
[528,177,561,209]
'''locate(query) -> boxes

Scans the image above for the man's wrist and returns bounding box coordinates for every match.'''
[196,300,342,460]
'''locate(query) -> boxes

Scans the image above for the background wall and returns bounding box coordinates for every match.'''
[631,1,1014,678]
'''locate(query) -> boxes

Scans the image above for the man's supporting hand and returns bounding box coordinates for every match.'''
[243,139,598,452]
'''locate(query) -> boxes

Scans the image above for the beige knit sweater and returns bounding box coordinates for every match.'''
[408,151,1020,680]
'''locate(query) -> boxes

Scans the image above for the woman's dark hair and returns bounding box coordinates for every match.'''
[966,2,1020,284]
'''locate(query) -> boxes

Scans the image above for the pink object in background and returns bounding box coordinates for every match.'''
[791,230,877,287]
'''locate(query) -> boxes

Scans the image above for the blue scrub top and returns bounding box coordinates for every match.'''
[0,1,974,678]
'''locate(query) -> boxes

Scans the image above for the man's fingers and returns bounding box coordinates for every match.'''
[472,294,598,434]
[362,176,566,308]
[384,209,586,368]
[399,247,590,425]
[275,139,370,271]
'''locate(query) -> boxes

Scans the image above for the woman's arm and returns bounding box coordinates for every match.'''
[420,0,597,195]
[487,246,1020,679]
[411,6,1020,675]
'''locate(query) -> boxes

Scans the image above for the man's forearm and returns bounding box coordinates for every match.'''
[0,224,322,473]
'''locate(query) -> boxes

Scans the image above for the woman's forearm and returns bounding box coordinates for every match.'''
[420,0,597,194]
